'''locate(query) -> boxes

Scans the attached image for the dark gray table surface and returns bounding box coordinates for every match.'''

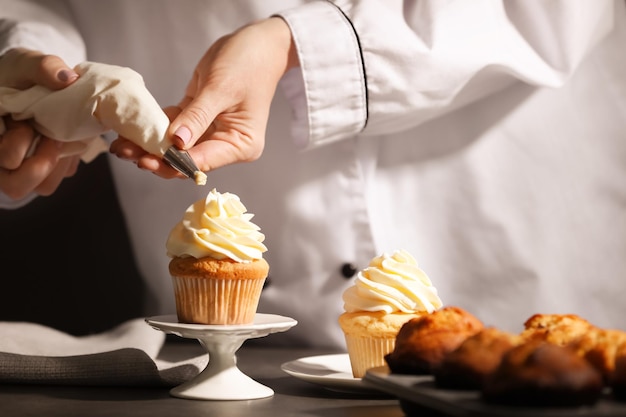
[0,339,405,417]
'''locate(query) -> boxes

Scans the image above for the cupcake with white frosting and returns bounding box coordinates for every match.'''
[166,188,269,325]
[338,249,443,377]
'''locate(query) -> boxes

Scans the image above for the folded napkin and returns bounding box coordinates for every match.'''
[0,318,207,387]
[0,61,171,162]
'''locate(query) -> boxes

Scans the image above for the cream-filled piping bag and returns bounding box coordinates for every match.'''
[0,61,206,185]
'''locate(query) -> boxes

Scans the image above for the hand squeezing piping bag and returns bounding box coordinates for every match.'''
[0,61,207,185]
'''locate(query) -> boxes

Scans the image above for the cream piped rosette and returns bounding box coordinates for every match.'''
[166,188,267,262]
[342,249,443,314]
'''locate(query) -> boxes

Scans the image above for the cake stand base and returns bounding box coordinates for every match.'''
[146,313,297,400]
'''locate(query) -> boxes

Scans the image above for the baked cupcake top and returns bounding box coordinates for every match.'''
[166,188,267,262]
[342,249,443,314]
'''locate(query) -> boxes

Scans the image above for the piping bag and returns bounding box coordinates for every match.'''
[0,61,207,185]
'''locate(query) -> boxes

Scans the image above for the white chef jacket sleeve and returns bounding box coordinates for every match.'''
[276,0,617,149]
[0,192,36,209]
[0,0,86,65]
[0,0,86,209]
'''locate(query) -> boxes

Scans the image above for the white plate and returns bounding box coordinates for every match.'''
[281,354,385,394]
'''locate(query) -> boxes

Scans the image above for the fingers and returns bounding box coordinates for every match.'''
[35,154,80,196]
[0,48,78,90]
[186,128,261,172]
[0,136,64,200]
[168,93,221,150]
[0,119,37,170]
[110,136,183,179]
[32,54,79,90]
[109,137,146,160]
[137,154,181,179]
[0,49,80,200]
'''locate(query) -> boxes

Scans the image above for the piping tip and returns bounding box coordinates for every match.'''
[163,147,207,185]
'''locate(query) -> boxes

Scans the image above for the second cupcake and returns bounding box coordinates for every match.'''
[338,249,443,378]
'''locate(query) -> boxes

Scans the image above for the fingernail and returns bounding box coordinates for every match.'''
[57,69,78,83]
[173,126,192,145]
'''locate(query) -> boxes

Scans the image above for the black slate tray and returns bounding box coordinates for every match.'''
[363,367,626,417]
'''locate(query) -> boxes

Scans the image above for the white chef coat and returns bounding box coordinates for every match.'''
[1,0,625,348]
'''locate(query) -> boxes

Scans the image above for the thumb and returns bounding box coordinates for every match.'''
[31,54,79,90]
[168,95,219,149]
[1,48,78,90]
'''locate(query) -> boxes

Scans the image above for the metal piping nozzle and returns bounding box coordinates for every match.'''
[163,147,207,185]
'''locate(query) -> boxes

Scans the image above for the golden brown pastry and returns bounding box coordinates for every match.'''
[482,340,604,407]
[434,327,521,390]
[520,313,594,346]
[384,306,484,375]
[567,328,626,383]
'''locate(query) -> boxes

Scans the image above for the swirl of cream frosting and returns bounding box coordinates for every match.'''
[166,188,267,262]
[342,249,443,314]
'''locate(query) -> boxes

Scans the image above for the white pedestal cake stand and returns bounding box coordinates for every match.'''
[146,314,297,400]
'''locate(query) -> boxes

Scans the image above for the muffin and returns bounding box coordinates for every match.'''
[166,188,269,325]
[385,306,484,375]
[434,327,521,390]
[338,249,443,378]
[567,328,626,383]
[482,340,604,407]
[520,313,594,346]
[610,341,626,401]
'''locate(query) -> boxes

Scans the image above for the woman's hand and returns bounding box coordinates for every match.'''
[110,17,298,178]
[0,48,80,199]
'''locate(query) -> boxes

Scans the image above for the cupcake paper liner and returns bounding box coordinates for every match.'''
[171,275,265,325]
[343,333,396,378]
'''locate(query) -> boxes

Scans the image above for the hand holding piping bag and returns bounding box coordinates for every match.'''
[0,56,206,185]
[109,17,297,181]
[0,48,83,200]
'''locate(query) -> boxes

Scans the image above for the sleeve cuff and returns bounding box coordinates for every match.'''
[276,1,367,149]
[0,191,37,209]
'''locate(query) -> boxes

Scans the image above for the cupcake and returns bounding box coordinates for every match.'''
[166,188,269,325]
[338,249,443,378]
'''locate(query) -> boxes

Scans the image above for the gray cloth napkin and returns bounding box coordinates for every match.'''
[0,318,207,387]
